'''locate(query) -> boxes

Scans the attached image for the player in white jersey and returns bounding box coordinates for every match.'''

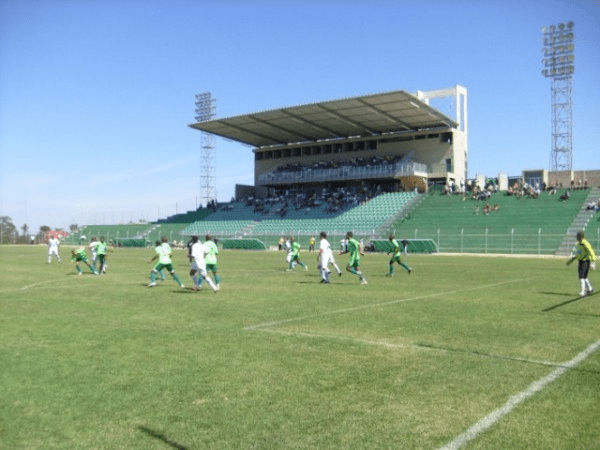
[285,237,296,269]
[88,237,98,271]
[190,236,219,293]
[47,237,62,263]
[317,231,342,283]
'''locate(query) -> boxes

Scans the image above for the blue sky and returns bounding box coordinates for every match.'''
[1,0,598,233]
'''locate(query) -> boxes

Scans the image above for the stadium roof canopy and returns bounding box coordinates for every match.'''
[189,90,458,148]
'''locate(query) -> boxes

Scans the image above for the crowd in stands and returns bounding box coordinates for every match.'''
[440,178,500,200]
[241,184,392,218]
[272,154,406,175]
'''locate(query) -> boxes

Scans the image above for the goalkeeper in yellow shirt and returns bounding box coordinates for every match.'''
[567,231,596,297]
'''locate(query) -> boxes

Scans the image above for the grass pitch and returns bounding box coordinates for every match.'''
[1,245,599,449]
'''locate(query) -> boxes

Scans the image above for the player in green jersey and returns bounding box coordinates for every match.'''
[202,235,221,289]
[286,236,308,271]
[340,231,367,284]
[96,236,112,274]
[567,230,596,297]
[386,235,412,276]
[147,236,185,288]
[153,240,167,281]
[71,247,97,275]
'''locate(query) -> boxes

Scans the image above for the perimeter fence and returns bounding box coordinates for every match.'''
[240,226,600,255]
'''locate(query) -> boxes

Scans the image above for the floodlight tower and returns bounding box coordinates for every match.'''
[541,21,575,172]
[195,92,217,208]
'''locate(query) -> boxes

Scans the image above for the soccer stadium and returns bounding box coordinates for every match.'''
[4,0,600,447]
[60,85,600,257]
[6,90,600,449]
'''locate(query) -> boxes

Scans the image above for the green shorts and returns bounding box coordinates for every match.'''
[206,263,218,273]
[389,254,402,264]
[348,257,360,269]
[154,262,174,273]
[74,255,88,263]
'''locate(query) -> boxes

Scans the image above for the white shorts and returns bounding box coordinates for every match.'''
[320,251,335,268]
[191,260,208,277]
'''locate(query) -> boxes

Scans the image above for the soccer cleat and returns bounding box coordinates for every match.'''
[305,266,309,271]
[148,282,156,287]
[579,291,586,297]
[408,268,412,275]
[360,279,368,285]
[385,273,393,277]
[179,284,185,289]
[78,272,82,276]
[338,272,342,277]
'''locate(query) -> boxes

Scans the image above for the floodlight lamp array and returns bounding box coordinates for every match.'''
[541,22,575,78]
[195,92,216,122]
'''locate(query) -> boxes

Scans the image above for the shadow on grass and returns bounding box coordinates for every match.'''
[138,426,188,450]
[542,291,598,312]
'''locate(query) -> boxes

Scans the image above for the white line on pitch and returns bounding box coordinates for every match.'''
[437,339,600,450]
[244,278,529,331]
[253,327,561,368]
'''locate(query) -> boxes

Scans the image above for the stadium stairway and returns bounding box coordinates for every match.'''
[555,186,600,256]
[378,192,425,234]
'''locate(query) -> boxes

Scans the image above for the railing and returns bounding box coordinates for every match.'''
[190,226,600,255]
[258,161,428,184]
[400,227,600,255]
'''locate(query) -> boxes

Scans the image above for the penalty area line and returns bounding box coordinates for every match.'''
[253,327,563,369]
[436,339,600,450]
[244,278,530,331]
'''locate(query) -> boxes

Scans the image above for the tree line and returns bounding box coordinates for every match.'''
[0,216,79,244]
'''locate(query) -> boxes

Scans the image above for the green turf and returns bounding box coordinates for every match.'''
[1,246,598,449]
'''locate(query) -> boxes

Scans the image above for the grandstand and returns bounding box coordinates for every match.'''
[62,184,598,254]
[391,187,599,254]
[63,86,600,254]
[190,86,468,198]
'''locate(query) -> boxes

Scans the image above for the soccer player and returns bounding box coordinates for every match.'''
[317,231,342,283]
[187,235,200,283]
[284,236,295,269]
[286,236,308,271]
[203,235,221,289]
[147,236,184,288]
[71,247,97,275]
[386,235,412,276]
[96,236,111,274]
[153,240,167,281]
[189,236,219,293]
[47,236,61,264]
[566,230,596,297]
[88,237,98,272]
[340,231,367,284]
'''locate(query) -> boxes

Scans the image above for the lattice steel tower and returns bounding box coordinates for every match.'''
[541,21,575,171]
[195,92,217,207]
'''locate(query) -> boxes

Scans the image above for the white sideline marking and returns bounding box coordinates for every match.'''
[437,340,600,450]
[244,278,529,331]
